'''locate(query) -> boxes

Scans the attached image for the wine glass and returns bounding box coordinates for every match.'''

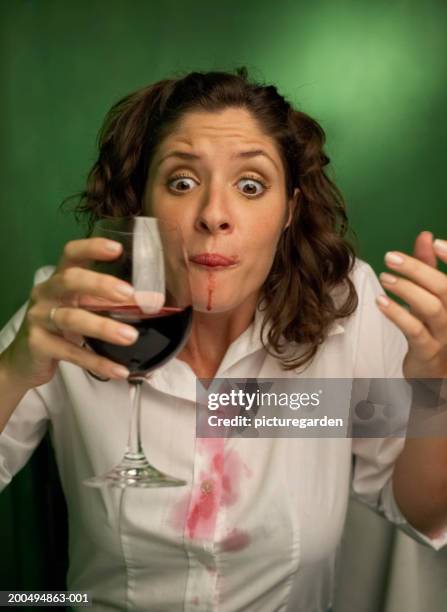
[82,216,193,488]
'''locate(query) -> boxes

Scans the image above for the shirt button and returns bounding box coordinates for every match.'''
[201,479,214,494]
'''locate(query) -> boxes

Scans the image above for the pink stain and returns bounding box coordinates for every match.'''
[186,474,219,539]
[212,452,224,474]
[192,596,200,606]
[221,450,241,507]
[220,528,251,553]
[169,439,252,542]
[197,436,224,458]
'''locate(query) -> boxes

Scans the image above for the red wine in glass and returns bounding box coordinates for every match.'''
[85,304,192,376]
[82,216,193,489]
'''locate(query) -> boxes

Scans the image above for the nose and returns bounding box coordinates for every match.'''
[193,186,233,235]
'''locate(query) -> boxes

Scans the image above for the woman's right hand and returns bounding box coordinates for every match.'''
[1,237,139,389]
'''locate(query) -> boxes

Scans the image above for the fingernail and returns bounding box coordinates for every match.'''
[106,241,122,253]
[380,272,397,284]
[111,365,130,378]
[118,326,139,341]
[376,295,390,307]
[385,252,404,266]
[115,283,134,297]
[433,239,447,254]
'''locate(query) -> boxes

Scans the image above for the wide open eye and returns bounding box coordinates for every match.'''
[237,177,267,198]
[168,175,198,193]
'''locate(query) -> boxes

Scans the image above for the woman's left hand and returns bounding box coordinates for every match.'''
[377,231,447,379]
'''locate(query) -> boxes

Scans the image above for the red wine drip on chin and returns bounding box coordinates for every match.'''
[206,271,216,311]
[84,305,193,376]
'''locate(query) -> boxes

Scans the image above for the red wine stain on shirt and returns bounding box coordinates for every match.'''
[169,438,252,542]
[178,438,224,539]
[212,451,224,473]
[206,271,216,311]
[220,528,251,552]
[192,596,200,605]
[198,435,223,456]
[185,473,220,539]
[221,449,241,507]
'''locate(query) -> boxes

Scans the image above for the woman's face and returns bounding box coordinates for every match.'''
[143,107,297,314]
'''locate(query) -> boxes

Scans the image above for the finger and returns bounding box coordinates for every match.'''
[413,231,436,267]
[32,326,130,380]
[36,267,134,304]
[63,330,84,347]
[57,237,123,271]
[433,239,447,264]
[384,251,447,308]
[379,273,447,344]
[46,306,139,346]
[376,295,440,361]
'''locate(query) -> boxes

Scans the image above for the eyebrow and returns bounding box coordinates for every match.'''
[157,149,279,170]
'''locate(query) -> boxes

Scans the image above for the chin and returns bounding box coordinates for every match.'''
[191,292,253,314]
[193,302,233,314]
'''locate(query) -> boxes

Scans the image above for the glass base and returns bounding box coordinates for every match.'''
[83,458,187,489]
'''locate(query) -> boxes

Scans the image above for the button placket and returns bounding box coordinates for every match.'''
[183,437,225,610]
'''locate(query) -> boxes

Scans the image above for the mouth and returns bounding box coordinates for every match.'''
[189,253,239,270]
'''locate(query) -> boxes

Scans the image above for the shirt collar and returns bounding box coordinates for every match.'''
[145,304,345,402]
[217,300,347,367]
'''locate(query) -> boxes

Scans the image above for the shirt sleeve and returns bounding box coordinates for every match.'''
[349,261,447,551]
[0,266,55,493]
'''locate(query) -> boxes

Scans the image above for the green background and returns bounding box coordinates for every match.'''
[1,0,446,591]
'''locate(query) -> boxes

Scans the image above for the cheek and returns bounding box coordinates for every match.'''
[250,215,283,246]
[247,189,289,240]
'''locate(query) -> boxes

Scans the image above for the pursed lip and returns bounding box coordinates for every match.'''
[189,253,239,268]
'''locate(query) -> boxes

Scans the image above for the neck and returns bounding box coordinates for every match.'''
[177,294,259,378]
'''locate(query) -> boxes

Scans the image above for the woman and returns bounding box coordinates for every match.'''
[1,68,446,611]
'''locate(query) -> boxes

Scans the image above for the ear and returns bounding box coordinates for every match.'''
[284,188,300,230]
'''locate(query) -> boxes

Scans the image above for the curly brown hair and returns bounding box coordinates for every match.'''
[66,67,358,371]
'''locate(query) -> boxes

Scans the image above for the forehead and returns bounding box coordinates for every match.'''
[156,107,280,158]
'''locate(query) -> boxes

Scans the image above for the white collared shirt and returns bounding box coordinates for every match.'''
[1,260,446,612]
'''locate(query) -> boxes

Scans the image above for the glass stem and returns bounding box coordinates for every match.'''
[124,380,146,463]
